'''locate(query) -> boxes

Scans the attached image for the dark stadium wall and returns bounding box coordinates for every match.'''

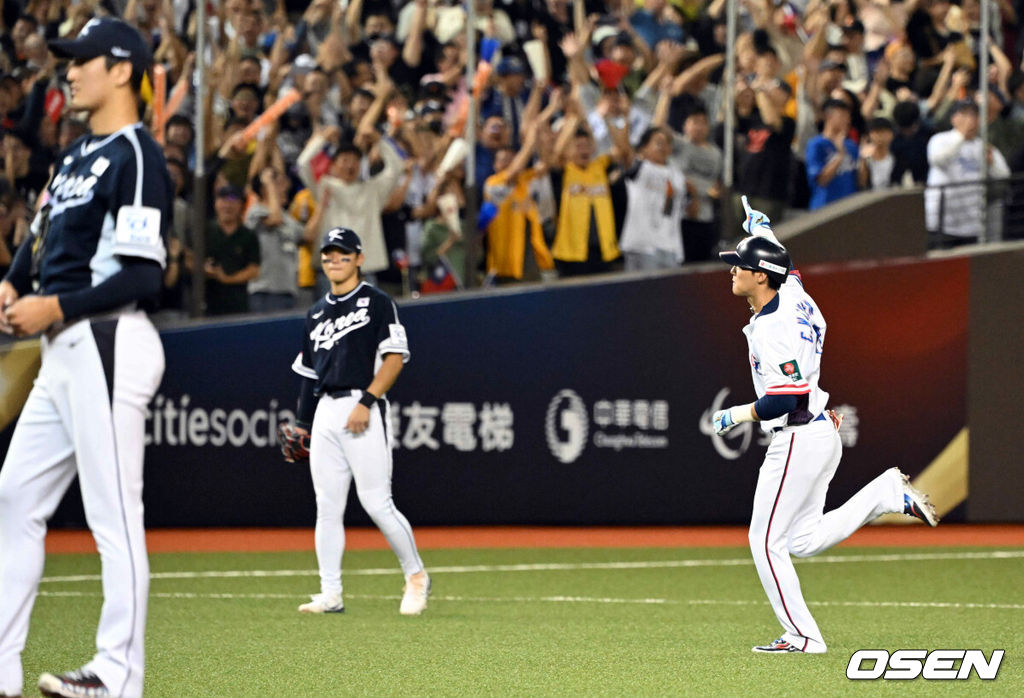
[967,249,1024,522]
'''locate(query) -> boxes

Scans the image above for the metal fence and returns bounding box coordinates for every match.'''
[926,174,1024,247]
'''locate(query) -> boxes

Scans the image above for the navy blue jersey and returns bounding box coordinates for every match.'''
[292,281,410,396]
[31,123,171,295]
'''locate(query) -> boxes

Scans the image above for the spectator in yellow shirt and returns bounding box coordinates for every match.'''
[483,128,554,283]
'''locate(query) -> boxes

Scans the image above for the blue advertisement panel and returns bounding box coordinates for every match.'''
[0,257,968,526]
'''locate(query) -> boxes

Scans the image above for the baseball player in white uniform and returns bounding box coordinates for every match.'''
[712,198,939,654]
[0,19,169,698]
[285,227,430,616]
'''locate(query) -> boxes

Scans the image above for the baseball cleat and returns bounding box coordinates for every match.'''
[752,638,803,653]
[298,592,345,613]
[752,637,825,654]
[899,472,939,526]
[38,669,109,697]
[400,573,431,615]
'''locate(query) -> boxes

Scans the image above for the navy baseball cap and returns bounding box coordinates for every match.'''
[48,18,152,74]
[215,184,244,200]
[496,57,526,77]
[321,227,362,254]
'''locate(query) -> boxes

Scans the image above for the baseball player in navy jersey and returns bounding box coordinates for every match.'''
[712,198,938,655]
[288,226,430,616]
[0,19,170,698]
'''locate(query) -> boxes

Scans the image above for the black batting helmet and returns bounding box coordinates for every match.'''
[719,236,790,287]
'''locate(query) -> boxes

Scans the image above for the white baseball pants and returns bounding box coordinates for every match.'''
[0,312,163,698]
[749,418,905,652]
[309,393,424,597]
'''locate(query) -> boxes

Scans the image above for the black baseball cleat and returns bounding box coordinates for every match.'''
[38,669,108,698]
[900,472,939,526]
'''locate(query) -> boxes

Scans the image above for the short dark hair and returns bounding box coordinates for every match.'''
[686,104,709,119]
[352,87,375,102]
[638,127,667,149]
[165,113,195,138]
[892,100,921,128]
[823,98,852,113]
[867,116,894,132]
[16,13,39,29]
[104,55,144,93]
[330,140,362,160]
[231,82,261,100]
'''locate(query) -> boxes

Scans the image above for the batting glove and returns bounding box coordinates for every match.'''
[741,195,782,247]
[712,409,737,436]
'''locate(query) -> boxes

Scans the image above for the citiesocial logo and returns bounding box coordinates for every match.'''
[847,649,1004,680]
[545,389,588,464]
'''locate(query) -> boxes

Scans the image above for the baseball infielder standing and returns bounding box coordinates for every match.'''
[0,18,169,698]
[284,226,430,616]
[712,198,938,654]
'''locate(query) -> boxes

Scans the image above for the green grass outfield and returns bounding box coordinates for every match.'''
[22,545,1024,696]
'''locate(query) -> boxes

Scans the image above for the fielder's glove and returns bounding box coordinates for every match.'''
[741,195,782,247]
[712,409,738,436]
[277,423,311,463]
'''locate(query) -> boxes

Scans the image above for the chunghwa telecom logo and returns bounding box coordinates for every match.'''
[545,390,588,464]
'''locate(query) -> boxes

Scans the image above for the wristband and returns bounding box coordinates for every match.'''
[359,391,378,407]
[730,403,757,424]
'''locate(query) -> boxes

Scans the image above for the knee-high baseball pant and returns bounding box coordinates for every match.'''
[748,419,904,652]
[0,311,163,698]
[309,393,424,597]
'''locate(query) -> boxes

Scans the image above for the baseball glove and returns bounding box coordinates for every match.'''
[277,423,310,463]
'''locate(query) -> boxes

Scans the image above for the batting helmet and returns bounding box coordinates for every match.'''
[719,236,790,286]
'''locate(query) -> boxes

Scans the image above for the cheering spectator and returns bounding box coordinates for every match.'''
[806,99,859,211]
[483,125,554,283]
[619,126,691,270]
[926,99,1010,247]
[857,117,897,191]
[890,100,934,185]
[297,87,403,293]
[247,166,304,313]
[678,105,723,262]
[548,100,625,277]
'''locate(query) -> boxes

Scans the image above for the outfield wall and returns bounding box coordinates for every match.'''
[1,251,1002,528]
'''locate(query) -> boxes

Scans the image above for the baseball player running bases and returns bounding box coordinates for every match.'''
[0,19,170,698]
[712,198,938,654]
[285,227,430,616]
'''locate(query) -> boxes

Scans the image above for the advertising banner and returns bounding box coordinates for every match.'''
[0,257,969,526]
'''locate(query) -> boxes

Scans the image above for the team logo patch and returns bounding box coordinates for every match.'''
[357,297,370,307]
[779,360,803,380]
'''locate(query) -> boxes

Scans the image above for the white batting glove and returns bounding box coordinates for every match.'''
[741,195,782,247]
[712,409,738,436]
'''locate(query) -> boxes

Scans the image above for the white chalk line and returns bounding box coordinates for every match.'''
[34,590,1024,611]
[39,549,1024,585]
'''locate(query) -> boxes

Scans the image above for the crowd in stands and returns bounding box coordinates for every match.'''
[1,0,1023,316]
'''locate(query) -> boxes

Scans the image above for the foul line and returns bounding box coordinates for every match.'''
[34,590,1024,611]
[38,549,1024,585]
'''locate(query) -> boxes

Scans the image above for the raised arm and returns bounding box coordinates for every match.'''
[403,0,428,68]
